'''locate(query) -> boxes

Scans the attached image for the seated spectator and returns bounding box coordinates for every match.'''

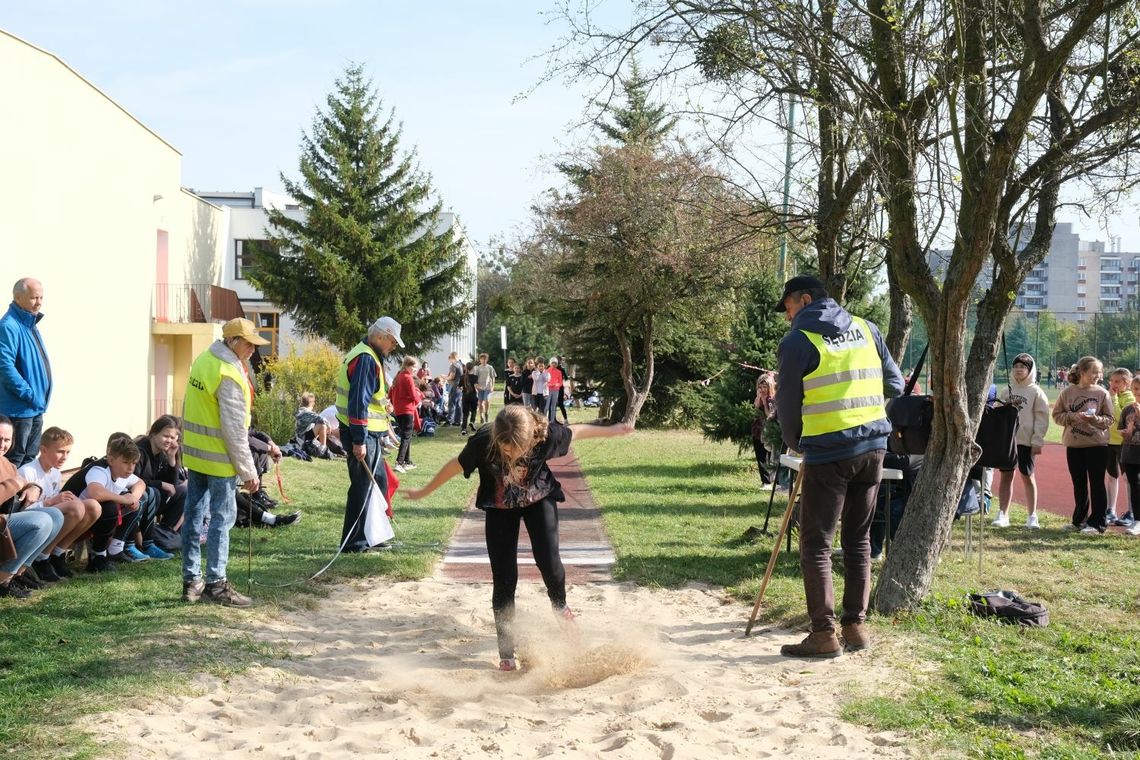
[416,380,438,424]
[431,376,447,418]
[295,392,341,459]
[134,415,187,531]
[245,429,301,526]
[17,426,100,580]
[77,435,163,571]
[0,415,64,597]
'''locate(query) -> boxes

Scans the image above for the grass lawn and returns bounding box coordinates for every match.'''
[573,428,1140,759]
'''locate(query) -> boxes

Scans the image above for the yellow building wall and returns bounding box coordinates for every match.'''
[0,31,226,457]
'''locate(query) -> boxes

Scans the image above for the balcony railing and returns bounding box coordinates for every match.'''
[153,283,245,324]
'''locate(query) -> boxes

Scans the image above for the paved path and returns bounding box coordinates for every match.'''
[437,451,615,583]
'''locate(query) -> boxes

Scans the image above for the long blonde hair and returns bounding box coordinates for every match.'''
[489,405,549,472]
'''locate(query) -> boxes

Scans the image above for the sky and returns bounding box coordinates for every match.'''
[5,1,1140,253]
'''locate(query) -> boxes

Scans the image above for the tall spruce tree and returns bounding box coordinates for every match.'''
[249,64,470,353]
[597,59,678,146]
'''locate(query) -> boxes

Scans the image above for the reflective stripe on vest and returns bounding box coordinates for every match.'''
[799,316,887,437]
[182,348,251,477]
[335,341,390,431]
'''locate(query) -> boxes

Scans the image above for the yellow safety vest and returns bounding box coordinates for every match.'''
[335,341,390,432]
[800,316,887,437]
[182,348,251,477]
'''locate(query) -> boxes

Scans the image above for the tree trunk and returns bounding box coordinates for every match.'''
[885,260,912,365]
[874,299,981,613]
[615,315,656,428]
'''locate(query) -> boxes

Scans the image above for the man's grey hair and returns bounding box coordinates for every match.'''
[367,322,391,341]
[12,278,37,298]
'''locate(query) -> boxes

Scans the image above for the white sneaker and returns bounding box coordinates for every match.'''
[1079,525,1102,535]
[992,512,1010,528]
[1025,514,1040,529]
[758,482,774,491]
[405,463,417,470]
[1127,521,1140,536]
[393,463,407,473]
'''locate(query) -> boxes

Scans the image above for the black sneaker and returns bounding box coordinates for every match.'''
[0,581,31,599]
[50,553,75,578]
[109,550,142,564]
[253,490,278,510]
[11,574,42,591]
[460,428,468,436]
[203,580,252,608]
[272,511,302,528]
[31,559,62,583]
[86,554,117,573]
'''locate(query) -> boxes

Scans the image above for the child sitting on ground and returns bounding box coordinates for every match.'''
[17,426,101,580]
[78,435,163,571]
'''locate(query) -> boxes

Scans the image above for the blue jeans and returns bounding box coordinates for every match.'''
[181,471,237,583]
[4,415,43,468]
[448,386,463,425]
[341,431,390,552]
[1,509,60,575]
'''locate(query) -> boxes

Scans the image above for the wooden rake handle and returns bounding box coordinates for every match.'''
[744,465,805,636]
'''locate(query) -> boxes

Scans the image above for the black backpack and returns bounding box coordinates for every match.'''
[968,590,1049,627]
[61,456,107,497]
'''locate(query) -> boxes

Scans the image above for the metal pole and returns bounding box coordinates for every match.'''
[777,97,796,282]
[1035,313,1040,361]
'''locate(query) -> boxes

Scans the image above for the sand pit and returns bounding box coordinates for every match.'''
[85,580,911,758]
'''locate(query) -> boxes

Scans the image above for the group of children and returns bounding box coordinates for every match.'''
[0,412,302,599]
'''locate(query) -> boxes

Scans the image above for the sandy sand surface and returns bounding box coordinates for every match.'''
[85,580,911,759]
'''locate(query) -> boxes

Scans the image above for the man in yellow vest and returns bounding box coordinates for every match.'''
[336,316,403,552]
[774,276,903,658]
[180,317,268,607]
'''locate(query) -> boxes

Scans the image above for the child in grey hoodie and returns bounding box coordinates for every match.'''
[993,353,1051,528]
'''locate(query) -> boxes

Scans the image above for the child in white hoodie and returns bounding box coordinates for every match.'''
[993,353,1051,528]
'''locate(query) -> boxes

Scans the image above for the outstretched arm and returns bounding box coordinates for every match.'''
[403,457,463,501]
[567,423,633,441]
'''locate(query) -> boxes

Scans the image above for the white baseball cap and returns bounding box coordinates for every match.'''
[370,316,404,348]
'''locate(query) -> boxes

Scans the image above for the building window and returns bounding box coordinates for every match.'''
[235,239,276,281]
[244,310,280,358]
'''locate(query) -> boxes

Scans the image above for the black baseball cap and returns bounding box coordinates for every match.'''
[775,275,828,311]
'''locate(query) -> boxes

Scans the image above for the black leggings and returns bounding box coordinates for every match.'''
[463,396,478,428]
[555,387,569,422]
[752,438,773,484]
[1066,445,1108,530]
[1124,462,1140,518]
[395,413,415,465]
[485,500,567,659]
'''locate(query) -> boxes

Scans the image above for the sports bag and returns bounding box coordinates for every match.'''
[968,590,1049,627]
[974,334,1019,469]
[887,345,933,454]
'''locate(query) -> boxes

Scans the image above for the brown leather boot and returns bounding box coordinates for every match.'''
[779,630,842,658]
[840,622,871,652]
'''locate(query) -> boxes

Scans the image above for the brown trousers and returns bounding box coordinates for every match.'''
[799,449,884,632]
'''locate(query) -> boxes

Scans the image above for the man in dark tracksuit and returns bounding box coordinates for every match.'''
[774,276,904,658]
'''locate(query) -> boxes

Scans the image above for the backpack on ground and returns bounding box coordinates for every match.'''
[419,418,437,437]
[968,590,1049,627]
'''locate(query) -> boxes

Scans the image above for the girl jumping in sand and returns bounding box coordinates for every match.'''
[404,405,630,671]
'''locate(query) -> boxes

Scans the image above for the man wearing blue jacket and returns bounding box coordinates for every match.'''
[774,276,903,658]
[0,278,52,467]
